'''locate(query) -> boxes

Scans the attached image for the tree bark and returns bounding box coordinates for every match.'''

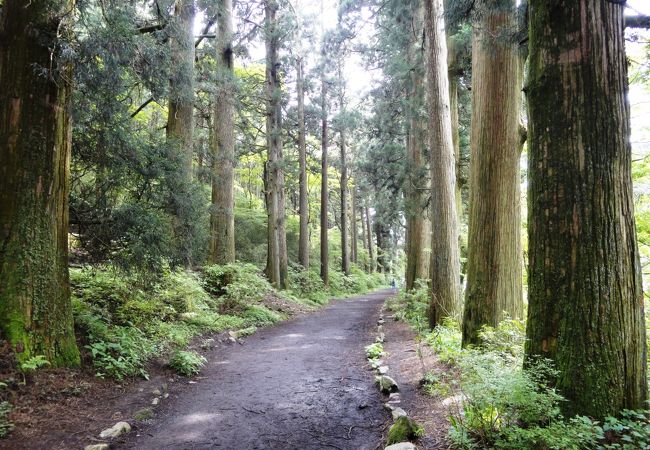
[405,0,431,291]
[525,0,647,418]
[167,0,196,266]
[423,0,461,327]
[462,0,523,347]
[320,75,330,286]
[351,185,358,265]
[365,201,376,273]
[264,0,287,288]
[340,125,350,275]
[209,0,236,265]
[0,0,80,367]
[297,56,310,269]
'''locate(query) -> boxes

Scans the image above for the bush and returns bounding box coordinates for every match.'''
[365,342,385,359]
[287,267,328,304]
[202,263,273,305]
[168,350,206,376]
[0,401,13,438]
[241,305,283,326]
[423,318,463,365]
[157,270,214,314]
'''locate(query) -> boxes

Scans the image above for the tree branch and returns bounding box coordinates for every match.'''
[626,15,650,29]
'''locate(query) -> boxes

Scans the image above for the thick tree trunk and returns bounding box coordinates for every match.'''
[423,0,461,327]
[167,0,196,266]
[297,57,310,269]
[405,1,431,291]
[320,76,330,285]
[0,0,80,367]
[462,0,523,347]
[264,0,285,288]
[525,0,647,418]
[209,0,236,265]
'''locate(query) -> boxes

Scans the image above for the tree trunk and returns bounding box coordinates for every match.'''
[525,0,647,418]
[340,130,350,275]
[320,75,330,286]
[297,56,310,269]
[365,201,376,273]
[209,0,236,265]
[423,0,461,327]
[462,0,523,347]
[405,1,431,291]
[351,186,358,265]
[167,0,196,266]
[264,0,283,288]
[0,0,80,367]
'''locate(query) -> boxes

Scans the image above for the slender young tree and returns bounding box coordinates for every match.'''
[462,0,523,347]
[423,0,461,327]
[525,0,647,418]
[167,0,196,265]
[365,200,375,272]
[0,0,80,367]
[351,185,358,265]
[209,0,236,264]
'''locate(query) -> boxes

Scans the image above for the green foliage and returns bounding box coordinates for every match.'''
[365,342,385,359]
[387,416,424,445]
[0,401,13,438]
[600,410,650,449]
[203,263,273,304]
[287,267,328,304]
[477,317,526,361]
[423,318,464,365]
[388,279,430,331]
[168,350,206,376]
[19,355,50,373]
[241,305,283,326]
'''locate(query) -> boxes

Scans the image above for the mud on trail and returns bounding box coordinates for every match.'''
[114,290,392,450]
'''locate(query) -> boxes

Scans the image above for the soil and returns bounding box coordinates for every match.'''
[379,309,456,449]
[1,289,395,450]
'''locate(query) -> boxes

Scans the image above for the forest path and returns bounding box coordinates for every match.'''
[118,290,392,450]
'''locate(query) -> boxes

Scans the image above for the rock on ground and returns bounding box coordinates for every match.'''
[385,443,417,450]
[99,421,131,439]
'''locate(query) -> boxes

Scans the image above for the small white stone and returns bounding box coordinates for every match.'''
[384,443,417,450]
[99,421,131,439]
[377,366,389,375]
[376,375,398,393]
[84,444,110,450]
[391,407,407,420]
[151,397,160,406]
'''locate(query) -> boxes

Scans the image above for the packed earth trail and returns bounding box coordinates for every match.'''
[117,290,393,450]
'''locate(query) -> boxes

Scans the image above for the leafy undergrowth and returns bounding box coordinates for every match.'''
[71,262,385,380]
[388,283,650,450]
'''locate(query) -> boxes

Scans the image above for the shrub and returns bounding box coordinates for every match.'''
[157,270,214,314]
[203,263,273,305]
[365,342,385,359]
[287,267,328,304]
[423,318,463,365]
[168,350,206,376]
[241,305,283,326]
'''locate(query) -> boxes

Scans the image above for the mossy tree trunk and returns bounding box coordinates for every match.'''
[525,0,647,418]
[167,0,196,266]
[405,0,431,292]
[0,0,80,367]
[365,201,375,272]
[462,0,523,347]
[351,186,358,265]
[423,0,461,327]
[209,0,236,265]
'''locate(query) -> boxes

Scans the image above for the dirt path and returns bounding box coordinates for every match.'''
[116,290,392,450]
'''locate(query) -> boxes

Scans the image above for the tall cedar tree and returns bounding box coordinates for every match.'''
[297,54,309,268]
[338,62,350,276]
[525,0,647,417]
[424,0,461,327]
[462,0,523,347]
[210,0,236,264]
[320,63,330,285]
[405,0,431,291]
[264,0,288,288]
[0,0,80,366]
[167,0,196,265]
